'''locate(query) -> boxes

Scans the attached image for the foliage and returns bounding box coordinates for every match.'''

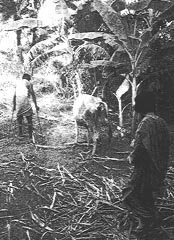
[2,17,42,30]
[2,0,174,126]
[83,0,174,131]
[0,0,38,21]
[0,0,16,21]
[24,36,68,72]
[37,0,72,29]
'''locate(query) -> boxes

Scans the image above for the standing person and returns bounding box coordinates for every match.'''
[122,91,170,231]
[13,73,39,139]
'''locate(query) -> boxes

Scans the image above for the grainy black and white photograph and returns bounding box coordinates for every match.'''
[0,0,174,239]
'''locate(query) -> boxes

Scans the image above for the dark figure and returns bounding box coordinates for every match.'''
[122,92,170,230]
[13,73,39,139]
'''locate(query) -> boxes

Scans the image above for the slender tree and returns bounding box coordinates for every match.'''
[0,0,41,61]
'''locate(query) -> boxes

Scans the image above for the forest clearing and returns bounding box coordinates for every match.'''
[0,78,174,240]
[1,0,174,239]
[0,81,132,240]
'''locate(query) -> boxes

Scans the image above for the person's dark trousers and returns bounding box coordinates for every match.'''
[17,115,23,136]
[17,115,33,138]
[26,115,33,139]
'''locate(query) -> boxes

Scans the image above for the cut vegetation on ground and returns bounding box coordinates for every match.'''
[0,80,174,240]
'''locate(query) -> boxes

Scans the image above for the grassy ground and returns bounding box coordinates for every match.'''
[0,75,174,240]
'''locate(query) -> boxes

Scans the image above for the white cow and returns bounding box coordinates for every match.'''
[73,94,112,155]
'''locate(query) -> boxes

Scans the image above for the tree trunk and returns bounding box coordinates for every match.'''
[131,75,137,137]
[117,97,123,127]
[14,12,23,63]
[31,28,37,46]
[16,29,24,63]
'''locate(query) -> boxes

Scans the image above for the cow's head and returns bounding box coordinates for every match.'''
[96,102,109,123]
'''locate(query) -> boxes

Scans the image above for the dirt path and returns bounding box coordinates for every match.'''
[1,92,174,175]
[0,96,131,172]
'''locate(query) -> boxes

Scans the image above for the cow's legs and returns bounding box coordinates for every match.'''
[87,125,93,146]
[91,128,99,155]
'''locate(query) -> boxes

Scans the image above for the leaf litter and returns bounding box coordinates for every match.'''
[0,149,174,240]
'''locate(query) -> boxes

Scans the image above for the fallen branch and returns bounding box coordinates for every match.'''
[65,142,91,146]
[93,156,126,162]
[39,114,60,122]
[35,144,68,149]
[111,149,130,154]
